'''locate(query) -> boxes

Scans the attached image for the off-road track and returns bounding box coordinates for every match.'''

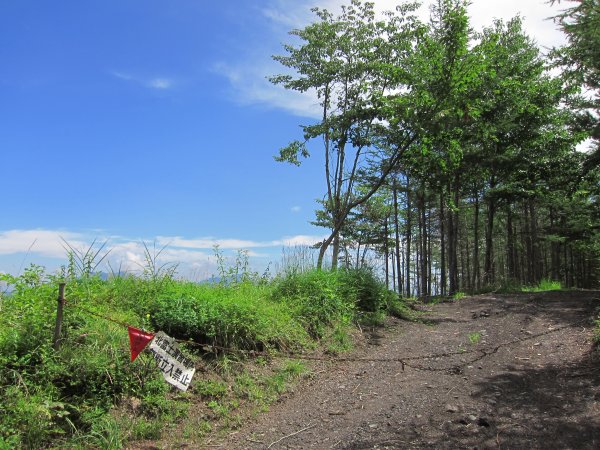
[222,291,600,449]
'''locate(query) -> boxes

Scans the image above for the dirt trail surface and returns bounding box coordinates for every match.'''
[223,291,600,450]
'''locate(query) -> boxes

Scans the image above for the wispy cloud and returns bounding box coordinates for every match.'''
[291,206,301,213]
[0,229,88,258]
[212,62,320,118]
[110,71,175,90]
[0,229,327,278]
[279,234,325,247]
[261,0,401,29]
[147,78,173,89]
[157,236,277,250]
[216,0,566,117]
[157,234,326,250]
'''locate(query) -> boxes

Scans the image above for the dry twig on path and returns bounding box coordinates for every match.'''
[267,423,317,449]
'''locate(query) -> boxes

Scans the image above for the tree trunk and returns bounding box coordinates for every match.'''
[483,177,497,286]
[427,202,433,297]
[393,182,403,295]
[448,176,460,295]
[419,185,428,298]
[529,199,541,284]
[472,192,480,290]
[391,248,396,292]
[506,205,516,282]
[405,176,412,296]
[384,218,389,288]
[523,202,533,284]
[439,191,447,296]
[464,218,471,293]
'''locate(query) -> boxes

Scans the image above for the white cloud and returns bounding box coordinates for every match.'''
[110,71,175,90]
[0,229,87,258]
[217,0,567,117]
[279,234,326,247]
[261,0,404,28]
[0,229,328,278]
[467,0,567,50]
[212,61,320,118]
[156,233,328,250]
[291,206,301,213]
[110,71,134,82]
[263,0,566,48]
[157,236,276,250]
[147,78,173,89]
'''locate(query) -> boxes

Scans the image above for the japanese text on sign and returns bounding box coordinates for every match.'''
[148,331,196,391]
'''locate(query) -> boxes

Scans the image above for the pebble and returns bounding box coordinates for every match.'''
[446,404,460,413]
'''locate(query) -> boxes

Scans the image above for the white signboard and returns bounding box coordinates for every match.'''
[148,331,196,391]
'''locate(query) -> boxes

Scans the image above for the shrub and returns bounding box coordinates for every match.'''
[337,267,388,312]
[522,279,562,292]
[271,270,356,338]
[150,282,309,352]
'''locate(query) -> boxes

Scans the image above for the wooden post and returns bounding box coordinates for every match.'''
[53,283,66,350]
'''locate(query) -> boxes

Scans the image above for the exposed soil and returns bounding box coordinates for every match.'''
[220,290,600,449]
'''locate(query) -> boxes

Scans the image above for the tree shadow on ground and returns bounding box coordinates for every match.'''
[467,290,600,330]
[342,291,600,450]
[466,351,600,449]
[343,352,600,450]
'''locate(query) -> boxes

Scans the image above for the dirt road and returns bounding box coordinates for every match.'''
[224,291,600,449]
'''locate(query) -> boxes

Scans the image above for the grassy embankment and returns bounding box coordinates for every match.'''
[0,258,414,449]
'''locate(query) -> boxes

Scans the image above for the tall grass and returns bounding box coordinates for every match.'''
[0,254,404,448]
[522,279,562,292]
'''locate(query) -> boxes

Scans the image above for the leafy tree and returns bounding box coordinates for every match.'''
[551,0,600,171]
[271,1,423,270]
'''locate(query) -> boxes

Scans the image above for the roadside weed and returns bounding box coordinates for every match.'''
[468,332,481,344]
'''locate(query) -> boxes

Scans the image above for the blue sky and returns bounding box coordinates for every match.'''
[0,0,567,279]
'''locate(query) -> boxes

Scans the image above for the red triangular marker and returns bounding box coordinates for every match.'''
[128,326,155,362]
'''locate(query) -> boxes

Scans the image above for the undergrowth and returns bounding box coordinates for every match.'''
[521,279,563,292]
[0,256,411,448]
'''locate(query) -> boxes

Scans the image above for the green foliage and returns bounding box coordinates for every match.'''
[231,360,308,412]
[453,291,467,300]
[522,279,563,292]
[150,282,310,352]
[337,267,388,313]
[325,323,354,354]
[384,296,421,322]
[0,268,179,448]
[271,269,356,338]
[130,418,163,440]
[194,379,228,399]
[468,332,481,344]
[84,414,125,449]
[357,310,387,327]
[551,0,600,171]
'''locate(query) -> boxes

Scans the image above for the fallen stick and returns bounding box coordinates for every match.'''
[267,423,316,449]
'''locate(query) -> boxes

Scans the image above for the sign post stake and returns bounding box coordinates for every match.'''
[53,283,66,350]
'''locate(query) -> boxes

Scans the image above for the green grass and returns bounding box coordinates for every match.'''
[522,279,562,292]
[453,291,467,300]
[0,261,409,448]
[468,332,481,344]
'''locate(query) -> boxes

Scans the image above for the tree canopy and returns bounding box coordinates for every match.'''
[272,0,599,292]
